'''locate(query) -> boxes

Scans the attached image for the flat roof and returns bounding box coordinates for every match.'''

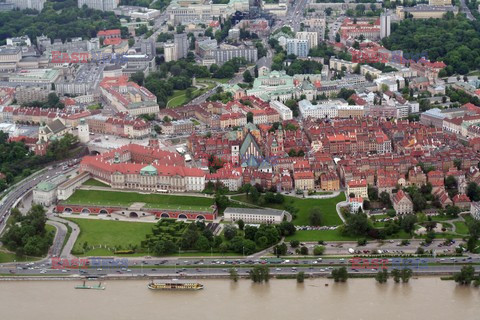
[224,207,285,216]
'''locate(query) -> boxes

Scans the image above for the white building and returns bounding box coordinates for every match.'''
[380,12,391,39]
[33,175,68,206]
[349,197,364,213]
[295,32,318,50]
[286,39,309,58]
[223,207,286,224]
[77,119,90,143]
[471,202,480,220]
[298,99,348,119]
[164,43,176,62]
[78,0,119,11]
[6,0,45,10]
[269,100,293,120]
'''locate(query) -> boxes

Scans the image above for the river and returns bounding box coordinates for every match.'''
[0,277,478,320]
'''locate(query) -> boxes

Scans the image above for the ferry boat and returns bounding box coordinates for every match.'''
[75,281,105,290]
[147,279,203,291]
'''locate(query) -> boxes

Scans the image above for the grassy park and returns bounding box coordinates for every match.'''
[67,218,154,256]
[231,193,346,226]
[62,189,215,212]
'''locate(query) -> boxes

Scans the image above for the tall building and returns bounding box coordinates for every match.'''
[6,0,46,11]
[174,33,188,60]
[380,13,391,39]
[295,32,318,50]
[77,119,90,144]
[164,43,176,62]
[78,0,119,11]
[286,39,309,58]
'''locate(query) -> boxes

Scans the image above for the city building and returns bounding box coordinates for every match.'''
[392,190,414,214]
[174,33,188,60]
[269,101,293,120]
[6,0,46,11]
[99,76,159,116]
[396,5,458,20]
[349,197,364,213]
[78,0,119,11]
[166,0,249,25]
[295,32,318,50]
[164,43,176,62]
[286,39,309,58]
[380,12,391,39]
[470,202,480,220]
[15,86,51,104]
[80,144,206,192]
[33,175,68,206]
[347,179,368,198]
[223,207,286,224]
[113,6,161,20]
[0,46,22,71]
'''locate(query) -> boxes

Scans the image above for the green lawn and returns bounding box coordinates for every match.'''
[62,189,215,212]
[167,81,216,108]
[82,178,110,187]
[167,89,189,108]
[453,221,469,235]
[231,193,345,226]
[67,218,154,256]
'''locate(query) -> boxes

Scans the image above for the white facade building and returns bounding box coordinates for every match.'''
[223,207,286,224]
[269,100,293,120]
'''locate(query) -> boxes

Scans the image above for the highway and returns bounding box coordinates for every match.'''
[2,255,479,277]
[0,164,68,235]
[0,162,73,259]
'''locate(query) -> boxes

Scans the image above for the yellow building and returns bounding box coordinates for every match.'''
[347,179,368,198]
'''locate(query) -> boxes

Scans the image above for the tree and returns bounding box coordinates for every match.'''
[300,246,309,255]
[224,225,237,240]
[343,213,370,236]
[249,187,260,203]
[309,207,323,226]
[331,267,348,282]
[313,245,325,255]
[335,32,340,43]
[445,205,461,218]
[290,240,300,248]
[250,265,270,283]
[379,191,392,208]
[400,215,417,234]
[391,269,401,283]
[400,268,413,283]
[375,269,389,283]
[274,243,287,256]
[453,266,476,285]
[229,268,239,282]
[237,219,245,231]
[467,182,480,202]
[368,186,378,201]
[296,271,305,283]
[243,70,253,83]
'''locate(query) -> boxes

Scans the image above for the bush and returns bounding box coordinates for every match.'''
[300,246,309,255]
[313,245,325,255]
[290,240,300,248]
